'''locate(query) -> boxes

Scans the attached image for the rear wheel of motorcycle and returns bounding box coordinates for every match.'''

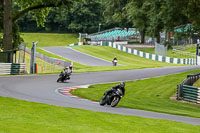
[111,96,120,107]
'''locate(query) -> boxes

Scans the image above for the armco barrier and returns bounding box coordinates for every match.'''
[0,63,26,75]
[25,47,71,68]
[103,42,195,65]
[177,73,200,104]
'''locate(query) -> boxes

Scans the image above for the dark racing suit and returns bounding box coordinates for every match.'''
[105,85,125,101]
[60,68,73,80]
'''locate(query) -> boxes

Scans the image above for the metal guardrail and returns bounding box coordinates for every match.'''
[177,72,200,104]
[182,85,200,103]
[25,47,71,68]
[172,49,196,57]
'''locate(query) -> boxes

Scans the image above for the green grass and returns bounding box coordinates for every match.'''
[37,48,89,71]
[35,46,181,73]
[0,96,200,133]
[73,45,180,67]
[138,44,196,59]
[193,79,200,87]
[23,52,63,74]
[21,33,187,73]
[21,33,194,73]
[22,33,78,48]
[72,69,200,118]
[138,48,194,59]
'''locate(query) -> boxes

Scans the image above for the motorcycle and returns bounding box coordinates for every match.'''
[57,71,70,83]
[99,88,123,107]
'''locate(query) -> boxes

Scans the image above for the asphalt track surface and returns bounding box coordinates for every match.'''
[1,65,200,125]
[40,47,115,66]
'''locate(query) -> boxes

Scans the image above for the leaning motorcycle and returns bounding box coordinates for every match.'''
[99,88,123,107]
[57,71,70,82]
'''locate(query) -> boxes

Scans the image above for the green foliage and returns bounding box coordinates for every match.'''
[161,0,188,32]
[163,40,172,50]
[68,0,104,33]
[14,0,72,27]
[146,0,164,41]
[12,22,24,50]
[0,34,2,50]
[0,0,3,49]
[186,1,200,28]
[105,0,200,43]
[0,0,3,31]
[17,0,105,33]
[104,0,132,28]
[126,0,149,31]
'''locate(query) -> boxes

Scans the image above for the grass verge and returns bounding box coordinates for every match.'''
[36,46,182,73]
[138,44,196,59]
[21,33,187,73]
[73,45,180,67]
[193,79,200,87]
[22,33,78,48]
[71,69,200,118]
[0,96,200,133]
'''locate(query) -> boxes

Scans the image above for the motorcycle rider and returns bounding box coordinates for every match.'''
[60,65,73,79]
[112,56,117,66]
[104,82,125,98]
[65,65,73,79]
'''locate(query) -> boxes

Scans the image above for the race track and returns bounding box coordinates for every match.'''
[1,65,200,125]
[40,47,115,66]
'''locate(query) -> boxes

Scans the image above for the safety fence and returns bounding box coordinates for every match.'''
[25,47,71,68]
[0,63,26,75]
[177,73,200,104]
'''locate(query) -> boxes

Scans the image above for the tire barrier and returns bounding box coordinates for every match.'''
[177,72,200,104]
[0,63,26,75]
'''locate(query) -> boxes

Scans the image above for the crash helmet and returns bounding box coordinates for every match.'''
[69,65,73,69]
[120,82,125,87]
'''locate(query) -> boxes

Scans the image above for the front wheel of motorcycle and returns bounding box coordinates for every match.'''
[99,95,107,106]
[57,77,62,82]
[111,96,120,107]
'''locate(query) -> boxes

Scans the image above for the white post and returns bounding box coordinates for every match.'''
[79,33,81,43]
[98,23,101,32]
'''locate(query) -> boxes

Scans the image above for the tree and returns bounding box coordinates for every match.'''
[2,0,72,51]
[126,0,150,43]
[146,0,164,43]
[0,0,3,49]
[17,0,107,33]
[104,0,132,28]
[186,0,200,38]
[68,0,104,33]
